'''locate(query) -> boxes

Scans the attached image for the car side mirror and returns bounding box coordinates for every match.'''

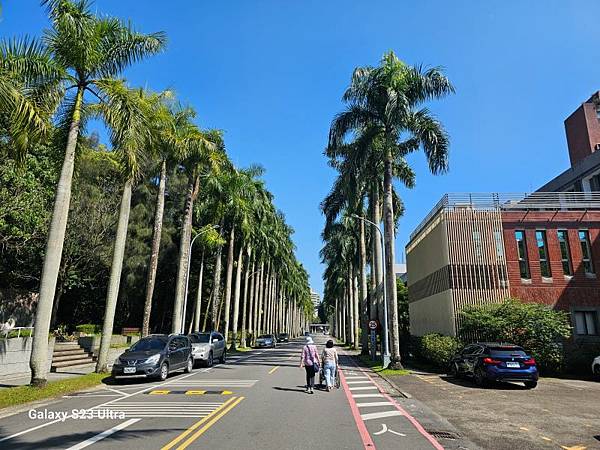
[212,339,218,343]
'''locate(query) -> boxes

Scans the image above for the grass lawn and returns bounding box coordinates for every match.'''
[0,373,110,410]
[356,354,411,376]
[227,346,252,354]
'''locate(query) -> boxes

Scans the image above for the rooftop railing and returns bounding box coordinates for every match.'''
[409,192,600,241]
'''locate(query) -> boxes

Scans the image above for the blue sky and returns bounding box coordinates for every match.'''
[3,1,600,296]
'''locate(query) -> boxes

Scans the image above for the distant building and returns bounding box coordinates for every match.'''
[406,93,600,338]
[394,263,407,284]
[310,291,321,317]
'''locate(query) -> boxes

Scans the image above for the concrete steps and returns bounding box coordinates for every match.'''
[51,342,95,372]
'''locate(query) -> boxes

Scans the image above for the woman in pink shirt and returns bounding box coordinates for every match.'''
[300,336,321,394]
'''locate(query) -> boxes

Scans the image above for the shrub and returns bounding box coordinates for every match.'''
[5,329,33,338]
[458,299,571,373]
[419,333,461,369]
[75,324,100,335]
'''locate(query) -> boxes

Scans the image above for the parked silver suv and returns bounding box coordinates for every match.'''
[188,331,226,367]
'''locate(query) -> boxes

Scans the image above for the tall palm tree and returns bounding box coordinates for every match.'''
[91,82,153,373]
[172,128,225,333]
[328,51,454,369]
[27,0,165,386]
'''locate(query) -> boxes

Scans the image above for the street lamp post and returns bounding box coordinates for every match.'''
[181,225,219,334]
[351,214,390,368]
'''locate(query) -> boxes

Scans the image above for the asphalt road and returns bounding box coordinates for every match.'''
[0,335,444,450]
[387,368,600,450]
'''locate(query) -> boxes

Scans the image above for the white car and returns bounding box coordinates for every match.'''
[593,355,600,378]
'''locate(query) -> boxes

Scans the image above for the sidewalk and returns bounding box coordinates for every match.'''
[0,364,96,389]
[344,351,480,450]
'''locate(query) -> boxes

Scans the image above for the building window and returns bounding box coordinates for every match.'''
[473,231,482,259]
[493,231,504,259]
[579,230,595,275]
[574,311,598,335]
[557,230,573,276]
[536,230,551,278]
[515,231,530,279]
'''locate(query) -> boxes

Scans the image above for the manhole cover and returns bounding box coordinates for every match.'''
[426,430,461,440]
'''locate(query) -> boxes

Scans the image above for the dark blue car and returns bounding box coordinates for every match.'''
[449,343,538,389]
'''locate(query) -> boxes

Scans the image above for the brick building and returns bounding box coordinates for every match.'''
[407,92,600,339]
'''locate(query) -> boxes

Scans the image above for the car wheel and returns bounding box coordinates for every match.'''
[205,352,213,368]
[474,367,488,388]
[594,364,600,379]
[184,357,193,373]
[524,381,537,389]
[158,362,169,381]
[449,362,460,378]
[219,350,226,364]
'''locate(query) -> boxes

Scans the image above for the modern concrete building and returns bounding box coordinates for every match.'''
[310,290,321,318]
[407,193,600,337]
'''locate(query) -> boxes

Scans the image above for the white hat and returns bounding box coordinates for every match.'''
[305,336,314,344]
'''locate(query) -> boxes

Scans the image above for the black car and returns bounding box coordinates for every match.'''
[449,343,539,388]
[112,334,193,382]
[277,333,289,343]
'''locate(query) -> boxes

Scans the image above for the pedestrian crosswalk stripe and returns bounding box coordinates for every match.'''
[360,410,403,421]
[95,401,225,419]
[348,386,378,391]
[346,381,373,385]
[345,376,369,380]
[356,402,394,407]
[352,394,384,398]
[146,390,235,395]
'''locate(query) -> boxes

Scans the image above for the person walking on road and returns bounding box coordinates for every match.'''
[300,336,320,394]
[321,339,338,392]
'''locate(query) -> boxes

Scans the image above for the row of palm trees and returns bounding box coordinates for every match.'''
[321,51,454,369]
[1,0,312,386]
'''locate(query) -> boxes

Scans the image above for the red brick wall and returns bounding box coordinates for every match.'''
[565,102,600,167]
[502,210,600,310]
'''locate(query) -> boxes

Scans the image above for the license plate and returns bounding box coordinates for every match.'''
[506,362,520,368]
[123,367,136,374]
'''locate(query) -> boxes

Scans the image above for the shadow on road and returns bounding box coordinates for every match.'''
[441,375,529,390]
[273,386,307,393]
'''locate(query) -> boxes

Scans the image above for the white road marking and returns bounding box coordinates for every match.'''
[0,368,209,443]
[348,386,379,391]
[64,418,140,450]
[356,402,395,407]
[352,393,384,398]
[361,410,403,421]
[374,423,406,437]
[345,376,369,380]
[346,381,374,385]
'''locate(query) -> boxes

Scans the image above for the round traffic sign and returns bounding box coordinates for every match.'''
[368,320,378,330]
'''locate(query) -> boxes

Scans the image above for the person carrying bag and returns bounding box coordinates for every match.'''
[300,336,320,394]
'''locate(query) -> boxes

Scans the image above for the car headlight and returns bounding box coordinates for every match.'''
[144,354,161,365]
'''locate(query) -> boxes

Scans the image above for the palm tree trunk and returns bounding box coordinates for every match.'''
[359,219,369,354]
[383,148,402,369]
[173,175,199,333]
[193,250,205,332]
[241,249,253,348]
[142,160,167,337]
[373,185,384,332]
[222,226,235,342]
[210,237,224,330]
[347,266,355,345]
[30,87,84,386]
[353,271,360,350]
[96,179,133,373]
[253,261,263,341]
[230,240,243,350]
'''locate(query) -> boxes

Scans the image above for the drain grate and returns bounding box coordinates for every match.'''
[426,430,461,440]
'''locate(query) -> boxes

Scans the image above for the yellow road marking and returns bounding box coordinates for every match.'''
[175,397,245,449]
[160,397,237,450]
[185,390,206,395]
[268,366,280,374]
[150,390,170,395]
[519,427,529,431]
[541,437,552,442]
[221,390,233,395]
[561,446,587,450]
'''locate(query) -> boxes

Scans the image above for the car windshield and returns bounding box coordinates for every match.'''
[190,334,210,344]
[279,333,288,337]
[258,335,271,339]
[489,348,527,357]
[130,338,166,352]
